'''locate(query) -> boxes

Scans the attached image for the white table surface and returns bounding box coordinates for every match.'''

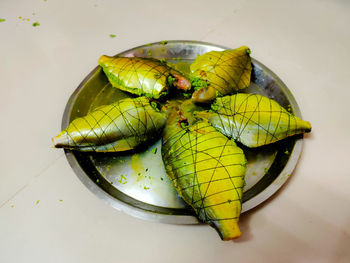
[1,0,350,262]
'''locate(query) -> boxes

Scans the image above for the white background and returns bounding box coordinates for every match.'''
[1,0,350,262]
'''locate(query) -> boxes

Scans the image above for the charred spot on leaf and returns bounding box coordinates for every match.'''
[199,70,207,78]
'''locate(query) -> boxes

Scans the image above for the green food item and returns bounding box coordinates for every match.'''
[160,40,168,45]
[180,122,188,129]
[32,22,40,27]
[52,97,166,152]
[196,94,312,147]
[167,75,176,86]
[191,46,252,103]
[109,34,116,38]
[0,18,5,22]
[183,93,191,99]
[162,101,246,240]
[152,147,157,154]
[150,101,160,111]
[98,56,191,99]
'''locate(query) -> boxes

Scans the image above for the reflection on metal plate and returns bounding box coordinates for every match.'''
[62,40,303,224]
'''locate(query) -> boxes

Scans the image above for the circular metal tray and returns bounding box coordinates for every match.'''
[62,40,303,224]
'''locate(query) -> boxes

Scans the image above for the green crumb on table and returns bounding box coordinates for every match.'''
[147,50,152,56]
[0,18,5,22]
[160,40,168,45]
[264,168,269,174]
[11,205,14,208]
[152,147,157,154]
[32,22,40,27]
[145,168,149,172]
[284,150,290,154]
[144,186,150,190]
[59,199,63,202]
[96,179,100,183]
[36,200,40,205]
[109,34,116,38]
[160,177,164,181]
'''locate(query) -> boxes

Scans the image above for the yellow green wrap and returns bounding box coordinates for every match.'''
[99,56,191,99]
[191,46,252,103]
[52,97,166,152]
[162,102,246,240]
[197,94,312,147]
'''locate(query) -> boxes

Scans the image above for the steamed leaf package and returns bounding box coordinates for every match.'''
[99,56,191,99]
[52,97,166,152]
[196,94,312,147]
[162,101,247,240]
[191,46,252,103]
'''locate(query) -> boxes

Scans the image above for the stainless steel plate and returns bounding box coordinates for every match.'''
[62,40,303,224]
